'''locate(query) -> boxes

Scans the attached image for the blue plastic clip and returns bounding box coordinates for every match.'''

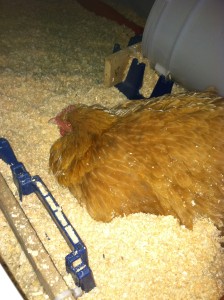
[0,137,95,293]
[127,34,143,47]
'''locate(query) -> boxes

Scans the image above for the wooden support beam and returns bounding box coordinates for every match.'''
[104,42,142,87]
[0,173,76,300]
[76,0,143,35]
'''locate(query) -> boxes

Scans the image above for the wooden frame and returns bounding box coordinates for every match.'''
[0,174,76,300]
[104,43,142,87]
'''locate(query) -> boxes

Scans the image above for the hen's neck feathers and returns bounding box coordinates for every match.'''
[50,107,117,186]
[67,107,117,135]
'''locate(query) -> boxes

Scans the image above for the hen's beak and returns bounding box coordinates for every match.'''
[48,117,57,124]
[48,116,72,136]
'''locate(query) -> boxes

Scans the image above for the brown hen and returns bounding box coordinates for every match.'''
[49,92,224,230]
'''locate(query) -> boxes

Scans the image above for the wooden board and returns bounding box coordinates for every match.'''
[0,173,76,300]
[76,0,143,35]
[104,43,142,87]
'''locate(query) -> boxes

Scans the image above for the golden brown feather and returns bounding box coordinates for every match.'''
[49,92,224,230]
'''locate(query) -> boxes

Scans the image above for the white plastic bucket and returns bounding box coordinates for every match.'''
[142,0,224,96]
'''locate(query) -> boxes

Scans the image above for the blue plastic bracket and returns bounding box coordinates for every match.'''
[0,137,95,293]
[113,35,174,100]
[115,58,146,100]
[150,74,174,99]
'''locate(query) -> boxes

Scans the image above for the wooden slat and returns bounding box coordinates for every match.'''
[104,43,142,87]
[0,173,76,300]
[76,0,143,35]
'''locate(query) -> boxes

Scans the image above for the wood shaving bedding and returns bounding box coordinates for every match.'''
[0,0,223,299]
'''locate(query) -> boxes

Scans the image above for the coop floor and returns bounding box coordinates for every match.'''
[0,0,223,299]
